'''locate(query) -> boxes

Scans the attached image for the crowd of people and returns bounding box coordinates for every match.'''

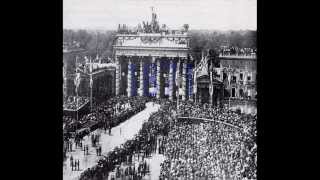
[178,101,257,132]
[79,99,173,180]
[63,96,89,110]
[159,120,256,180]
[77,98,256,180]
[63,96,148,165]
[63,96,148,139]
[219,46,257,57]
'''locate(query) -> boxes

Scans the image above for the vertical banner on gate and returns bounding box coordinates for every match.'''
[172,61,177,98]
[149,62,157,97]
[187,63,193,99]
[143,62,149,96]
[131,63,137,96]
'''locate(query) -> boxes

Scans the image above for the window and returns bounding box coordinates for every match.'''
[247,76,251,81]
[239,89,244,97]
[240,73,243,80]
[232,88,236,97]
[223,73,227,80]
[232,76,236,82]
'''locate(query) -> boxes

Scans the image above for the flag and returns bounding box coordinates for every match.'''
[74,72,81,93]
[90,75,93,88]
[85,56,89,64]
[193,69,197,94]
[96,54,99,62]
[175,60,180,88]
[209,71,213,96]
[209,83,213,96]
[196,56,208,78]
[175,60,181,98]
[90,57,93,73]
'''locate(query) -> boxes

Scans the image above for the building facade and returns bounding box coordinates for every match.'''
[113,9,194,101]
[219,56,257,100]
[112,9,257,112]
[63,50,116,101]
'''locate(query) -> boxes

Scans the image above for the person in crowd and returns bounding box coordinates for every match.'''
[76,97,256,180]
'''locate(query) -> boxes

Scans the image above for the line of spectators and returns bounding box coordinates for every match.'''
[63,96,89,110]
[178,101,257,131]
[63,96,149,164]
[79,99,173,180]
[220,46,257,57]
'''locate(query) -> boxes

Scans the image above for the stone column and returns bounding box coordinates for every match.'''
[139,59,144,96]
[115,56,120,96]
[176,59,180,100]
[189,63,193,102]
[169,59,174,100]
[156,58,161,99]
[150,56,156,97]
[182,59,187,101]
[127,58,132,97]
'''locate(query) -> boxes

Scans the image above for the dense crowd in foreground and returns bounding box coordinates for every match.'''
[79,100,173,180]
[63,96,148,161]
[77,99,256,180]
[160,121,256,180]
[159,101,256,180]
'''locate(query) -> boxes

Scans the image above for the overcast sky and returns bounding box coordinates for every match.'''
[63,0,256,31]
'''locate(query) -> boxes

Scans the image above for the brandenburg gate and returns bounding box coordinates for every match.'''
[113,9,194,101]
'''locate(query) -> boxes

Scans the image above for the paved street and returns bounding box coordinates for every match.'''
[63,102,160,180]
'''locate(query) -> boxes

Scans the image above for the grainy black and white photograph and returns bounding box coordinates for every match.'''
[63,0,257,179]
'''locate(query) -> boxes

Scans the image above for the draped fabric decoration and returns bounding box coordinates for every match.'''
[149,62,157,97]
[172,62,177,99]
[140,36,161,44]
[161,60,170,96]
[187,63,193,100]
[166,37,175,41]
[194,55,209,79]
[168,62,173,98]
[175,60,181,98]
[131,63,137,96]
[143,62,149,96]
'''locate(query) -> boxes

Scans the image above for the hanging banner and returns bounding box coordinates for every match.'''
[175,60,180,88]
[193,70,197,94]
[74,72,81,93]
[187,63,193,98]
[89,76,93,88]
[209,84,213,96]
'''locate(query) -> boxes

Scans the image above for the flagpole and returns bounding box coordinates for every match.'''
[176,59,180,112]
[90,57,93,113]
[76,55,78,122]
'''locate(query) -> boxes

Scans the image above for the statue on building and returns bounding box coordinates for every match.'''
[137,23,142,33]
[183,24,189,32]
